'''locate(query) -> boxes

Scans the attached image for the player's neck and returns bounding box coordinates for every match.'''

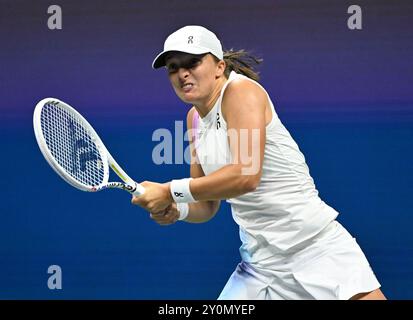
[194,76,227,118]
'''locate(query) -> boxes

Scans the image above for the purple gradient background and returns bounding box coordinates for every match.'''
[0,0,412,299]
[1,0,412,122]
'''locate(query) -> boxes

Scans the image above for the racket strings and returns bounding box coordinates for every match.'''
[40,102,106,187]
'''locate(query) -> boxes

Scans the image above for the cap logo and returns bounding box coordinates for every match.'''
[187,36,194,44]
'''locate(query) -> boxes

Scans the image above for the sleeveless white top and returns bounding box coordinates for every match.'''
[193,71,338,263]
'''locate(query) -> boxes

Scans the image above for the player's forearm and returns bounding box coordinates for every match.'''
[184,200,220,223]
[190,164,261,201]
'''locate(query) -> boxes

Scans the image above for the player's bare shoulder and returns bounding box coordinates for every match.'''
[222,78,267,120]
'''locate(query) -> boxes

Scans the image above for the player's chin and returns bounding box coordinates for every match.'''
[178,91,198,103]
[177,96,193,104]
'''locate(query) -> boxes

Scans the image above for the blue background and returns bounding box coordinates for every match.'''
[0,0,412,299]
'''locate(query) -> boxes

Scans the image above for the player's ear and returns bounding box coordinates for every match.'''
[215,59,226,79]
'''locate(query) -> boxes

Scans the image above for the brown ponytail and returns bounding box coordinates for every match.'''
[222,49,263,82]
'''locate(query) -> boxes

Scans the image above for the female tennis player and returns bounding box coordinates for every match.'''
[132,25,386,300]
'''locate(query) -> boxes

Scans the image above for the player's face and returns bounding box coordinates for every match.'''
[165,52,222,105]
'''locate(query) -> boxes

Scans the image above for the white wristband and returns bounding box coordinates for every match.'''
[170,178,196,203]
[176,203,189,221]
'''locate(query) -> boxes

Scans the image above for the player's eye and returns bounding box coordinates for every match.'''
[186,58,202,69]
[167,63,178,74]
[166,55,204,74]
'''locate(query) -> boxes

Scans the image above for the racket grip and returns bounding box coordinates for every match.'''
[132,183,145,196]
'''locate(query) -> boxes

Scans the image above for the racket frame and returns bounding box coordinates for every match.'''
[33,97,144,196]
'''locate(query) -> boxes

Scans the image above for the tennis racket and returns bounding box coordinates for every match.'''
[33,97,145,196]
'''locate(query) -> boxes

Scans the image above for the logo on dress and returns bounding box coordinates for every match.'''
[216,113,221,129]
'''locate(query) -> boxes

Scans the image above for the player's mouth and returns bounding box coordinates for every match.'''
[181,83,194,93]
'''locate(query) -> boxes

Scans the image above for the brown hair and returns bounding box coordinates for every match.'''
[221,49,263,82]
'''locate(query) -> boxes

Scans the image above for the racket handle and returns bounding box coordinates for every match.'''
[132,183,145,196]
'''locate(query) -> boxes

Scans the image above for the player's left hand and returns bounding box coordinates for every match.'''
[149,203,180,226]
[131,181,173,213]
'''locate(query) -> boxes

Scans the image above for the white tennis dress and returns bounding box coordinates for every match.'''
[192,71,381,300]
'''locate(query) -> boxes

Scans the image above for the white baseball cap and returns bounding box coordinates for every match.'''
[152,25,224,69]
